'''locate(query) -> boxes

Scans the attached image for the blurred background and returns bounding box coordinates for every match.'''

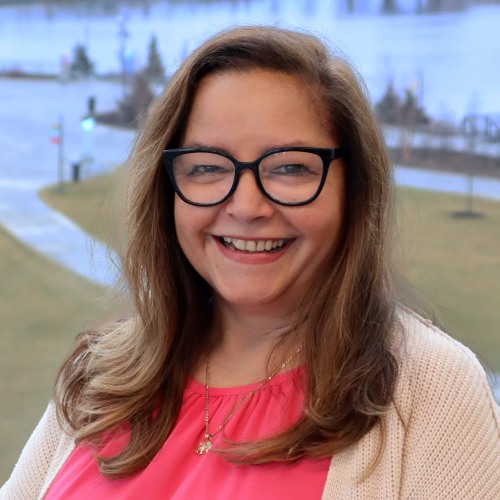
[1,0,499,483]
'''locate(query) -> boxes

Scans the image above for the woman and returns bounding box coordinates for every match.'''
[2,26,499,499]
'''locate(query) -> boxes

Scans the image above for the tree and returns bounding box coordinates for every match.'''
[70,44,94,78]
[401,88,429,127]
[375,83,429,127]
[145,35,165,83]
[375,83,401,125]
[118,70,155,126]
[382,0,398,14]
[375,83,430,162]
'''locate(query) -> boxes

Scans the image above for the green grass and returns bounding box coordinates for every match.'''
[39,174,117,243]
[41,176,500,372]
[2,175,498,482]
[397,188,500,371]
[0,226,108,483]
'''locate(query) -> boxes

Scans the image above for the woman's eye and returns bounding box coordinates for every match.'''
[272,163,312,176]
[188,164,228,176]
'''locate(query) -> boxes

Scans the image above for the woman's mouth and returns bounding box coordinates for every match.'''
[219,236,290,253]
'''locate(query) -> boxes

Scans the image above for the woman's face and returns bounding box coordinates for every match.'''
[174,69,345,316]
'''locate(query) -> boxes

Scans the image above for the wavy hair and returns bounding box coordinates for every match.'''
[56,26,399,478]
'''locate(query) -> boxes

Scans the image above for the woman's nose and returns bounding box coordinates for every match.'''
[225,169,275,221]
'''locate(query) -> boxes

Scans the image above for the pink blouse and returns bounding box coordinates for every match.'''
[46,367,330,499]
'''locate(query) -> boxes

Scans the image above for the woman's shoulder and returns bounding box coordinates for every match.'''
[393,307,499,424]
[381,311,500,498]
[395,307,482,366]
[0,402,75,500]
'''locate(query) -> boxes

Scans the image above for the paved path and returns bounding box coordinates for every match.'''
[395,165,500,201]
[0,78,134,286]
[0,169,117,287]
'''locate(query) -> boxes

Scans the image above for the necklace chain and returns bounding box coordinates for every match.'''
[195,346,302,455]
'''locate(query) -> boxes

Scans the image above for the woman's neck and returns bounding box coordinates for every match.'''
[192,300,301,388]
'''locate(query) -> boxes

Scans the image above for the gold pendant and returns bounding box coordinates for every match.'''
[196,439,212,455]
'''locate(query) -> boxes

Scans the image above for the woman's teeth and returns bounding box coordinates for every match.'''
[221,237,288,253]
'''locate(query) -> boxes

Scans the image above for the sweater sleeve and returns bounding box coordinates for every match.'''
[399,317,500,499]
[0,401,75,500]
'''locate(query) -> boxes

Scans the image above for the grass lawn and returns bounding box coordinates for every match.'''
[397,188,500,372]
[4,175,498,482]
[41,176,500,373]
[39,174,117,243]
[0,227,106,483]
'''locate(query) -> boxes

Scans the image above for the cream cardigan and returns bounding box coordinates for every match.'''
[2,311,499,499]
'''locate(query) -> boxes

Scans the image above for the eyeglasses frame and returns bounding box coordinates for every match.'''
[162,146,345,207]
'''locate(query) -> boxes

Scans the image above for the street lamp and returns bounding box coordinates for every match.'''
[117,9,130,98]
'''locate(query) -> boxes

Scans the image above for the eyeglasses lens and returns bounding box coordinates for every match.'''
[259,151,323,204]
[173,152,234,205]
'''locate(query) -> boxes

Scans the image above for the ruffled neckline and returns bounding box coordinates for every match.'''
[186,365,305,396]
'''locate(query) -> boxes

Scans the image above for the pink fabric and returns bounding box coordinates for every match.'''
[46,367,330,499]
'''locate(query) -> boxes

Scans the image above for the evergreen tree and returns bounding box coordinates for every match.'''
[375,84,429,127]
[70,44,94,78]
[145,35,165,82]
[401,89,429,127]
[375,83,401,125]
[382,0,398,14]
[118,70,155,126]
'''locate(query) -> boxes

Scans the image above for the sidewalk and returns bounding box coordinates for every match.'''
[0,167,116,287]
[0,78,134,287]
[0,120,134,287]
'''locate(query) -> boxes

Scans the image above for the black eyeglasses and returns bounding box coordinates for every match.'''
[162,146,345,207]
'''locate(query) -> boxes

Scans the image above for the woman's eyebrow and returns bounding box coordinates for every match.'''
[181,142,231,155]
[181,140,317,155]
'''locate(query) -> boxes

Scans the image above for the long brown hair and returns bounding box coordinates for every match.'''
[56,26,399,478]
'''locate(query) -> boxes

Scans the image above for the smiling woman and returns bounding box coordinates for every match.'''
[2,26,499,500]
[173,69,345,316]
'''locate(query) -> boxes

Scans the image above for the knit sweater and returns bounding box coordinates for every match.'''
[2,310,499,499]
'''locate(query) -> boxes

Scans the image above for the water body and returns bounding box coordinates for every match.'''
[0,1,500,119]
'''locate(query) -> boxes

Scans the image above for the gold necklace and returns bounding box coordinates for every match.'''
[195,346,302,455]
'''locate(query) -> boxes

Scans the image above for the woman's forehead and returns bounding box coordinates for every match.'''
[182,69,335,155]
